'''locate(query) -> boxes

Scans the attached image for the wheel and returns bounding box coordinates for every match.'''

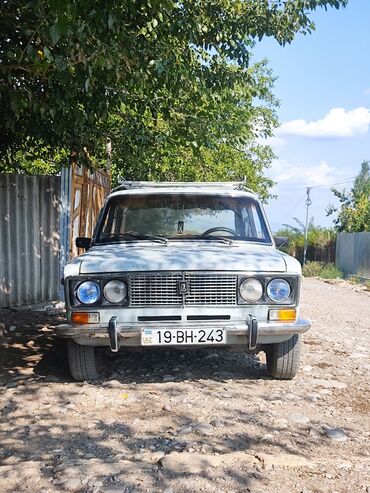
[265,334,301,380]
[67,340,99,381]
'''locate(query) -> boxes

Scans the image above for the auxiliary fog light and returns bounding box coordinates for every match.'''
[269,309,296,322]
[71,312,100,324]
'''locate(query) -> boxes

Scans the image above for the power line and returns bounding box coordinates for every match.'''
[280,176,356,193]
[308,177,357,190]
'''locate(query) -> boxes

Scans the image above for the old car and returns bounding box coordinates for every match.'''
[56,181,310,381]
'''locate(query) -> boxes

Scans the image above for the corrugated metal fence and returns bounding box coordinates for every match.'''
[0,175,62,307]
[336,232,370,279]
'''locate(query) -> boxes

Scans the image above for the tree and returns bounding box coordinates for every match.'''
[0,0,347,195]
[327,161,370,232]
[276,218,336,260]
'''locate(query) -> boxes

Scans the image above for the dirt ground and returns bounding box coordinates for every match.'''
[0,278,369,493]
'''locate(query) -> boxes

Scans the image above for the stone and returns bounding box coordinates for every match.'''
[5,381,18,389]
[62,478,81,491]
[325,427,348,441]
[195,423,213,435]
[210,419,225,428]
[104,380,122,389]
[314,379,347,390]
[162,375,173,382]
[178,426,192,435]
[273,418,288,429]
[256,452,313,469]
[284,393,298,401]
[161,452,221,474]
[151,451,166,463]
[163,404,172,412]
[309,428,321,439]
[261,433,274,441]
[287,413,310,425]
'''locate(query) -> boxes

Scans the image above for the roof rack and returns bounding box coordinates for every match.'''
[112,180,254,193]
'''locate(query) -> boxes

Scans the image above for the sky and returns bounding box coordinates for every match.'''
[252,0,370,232]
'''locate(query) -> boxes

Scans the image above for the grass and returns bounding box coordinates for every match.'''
[302,261,323,277]
[302,261,343,279]
[320,263,344,279]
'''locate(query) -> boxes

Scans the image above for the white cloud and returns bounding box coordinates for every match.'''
[263,136,286,148]
[268,159,353,189]
[276,107,370,139]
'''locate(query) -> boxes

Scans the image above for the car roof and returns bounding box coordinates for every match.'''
[109,181,258,199]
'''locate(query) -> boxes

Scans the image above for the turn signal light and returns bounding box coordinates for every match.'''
[269,309,296,322]
[71,312,100,324]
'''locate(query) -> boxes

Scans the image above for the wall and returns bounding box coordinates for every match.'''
[0,175,61,307]
[336,232,370,279]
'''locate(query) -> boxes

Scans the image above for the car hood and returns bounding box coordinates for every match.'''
[66,242,290,275]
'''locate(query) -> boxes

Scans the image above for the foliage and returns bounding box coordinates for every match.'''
[0,0,347,193]
[327,161,370,232]
[275,218,336,256]
[320,263,343,279]
[302,261,343,279]
[0,138,69,175]
[302,261,324,277]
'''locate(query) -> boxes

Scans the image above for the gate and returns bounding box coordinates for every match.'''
[69,164,111,258]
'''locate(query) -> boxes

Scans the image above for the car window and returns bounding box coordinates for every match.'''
[97,194,271,243]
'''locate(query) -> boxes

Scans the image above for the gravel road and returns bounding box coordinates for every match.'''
[0,278,369,493]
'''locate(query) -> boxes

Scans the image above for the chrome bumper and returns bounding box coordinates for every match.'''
[55,318,311,349]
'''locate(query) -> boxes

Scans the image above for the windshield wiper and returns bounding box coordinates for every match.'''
[189,234,234,245]
[100,232,168,244]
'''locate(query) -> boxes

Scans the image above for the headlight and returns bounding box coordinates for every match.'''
[103,280,127,303]
[240,278,263,302]
[267,279,291,302]
[76,281,100,304]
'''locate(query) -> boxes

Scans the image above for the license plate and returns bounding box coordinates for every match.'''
[141,328,226,346]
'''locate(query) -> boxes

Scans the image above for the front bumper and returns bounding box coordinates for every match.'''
[55,318,311,349]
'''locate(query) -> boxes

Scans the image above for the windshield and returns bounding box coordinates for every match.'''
[95,194,272,244]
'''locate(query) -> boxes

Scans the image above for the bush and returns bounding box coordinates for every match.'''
[320,263,343,279]
[302,261,323,277]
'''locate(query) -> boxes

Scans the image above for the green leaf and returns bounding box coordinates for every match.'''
[43,46,53,61]
[108,14,114,30]
[49,24,60,45]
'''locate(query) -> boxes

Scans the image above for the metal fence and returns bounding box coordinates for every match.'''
[0,174,61,307]
[336,232,370,279]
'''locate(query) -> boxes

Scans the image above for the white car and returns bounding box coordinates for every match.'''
[56,181,310,381]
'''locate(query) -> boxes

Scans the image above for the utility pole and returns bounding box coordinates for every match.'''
[303,187,312,265]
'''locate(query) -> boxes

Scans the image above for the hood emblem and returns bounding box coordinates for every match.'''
[178,280,189,295]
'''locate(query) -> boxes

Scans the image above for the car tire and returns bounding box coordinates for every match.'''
[265,334,301,380]
[67,340,99,381]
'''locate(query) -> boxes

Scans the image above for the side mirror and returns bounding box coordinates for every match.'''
[274,236,288,248]
[76,237,91,251]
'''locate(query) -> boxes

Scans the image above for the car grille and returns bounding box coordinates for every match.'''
[129,272,237,306]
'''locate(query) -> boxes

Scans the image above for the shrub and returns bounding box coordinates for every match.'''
[302,261,323,277]
[320,263,343,279]
[348,275,361,284]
